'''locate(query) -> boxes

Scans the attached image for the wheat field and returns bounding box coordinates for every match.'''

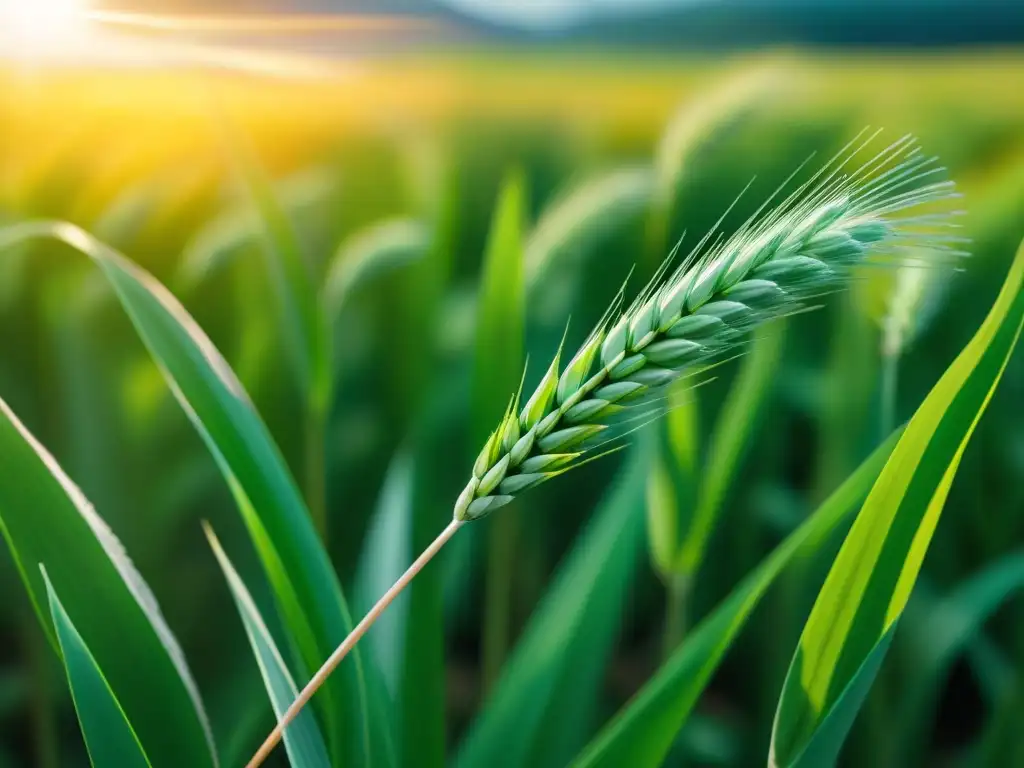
[2,48,1024,768]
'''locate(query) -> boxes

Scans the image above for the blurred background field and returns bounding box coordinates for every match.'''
[3,4,1024,766]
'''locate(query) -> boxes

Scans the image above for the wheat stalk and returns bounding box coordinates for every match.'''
[246,131,962,766]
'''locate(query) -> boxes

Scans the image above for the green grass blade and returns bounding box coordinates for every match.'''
[473,168,527,446]
[675,321,787,575]
[350,449,416,765]
[363,161,460,768]
[524,166,653,288]
[648,323,785,655]
[0,394,214,768]
[396,445,448,768]
[779,629,897,768]
[646,64,786,260]
[91,176,168,247]
[204,525,331,768]
[228,145,331,415]
[813,296,879,500]
[646,385,699,654]
[355,398,469,768]
[224,142,333,539]
[646,386,697,577]
[769,238,1024,768]
[387,158,458,421]
[0,221,378,767]
[456,448,648,768]
[572,430,901,768]
[42,568,153,768]
[474,169,527,692]
[178,167,336,290]
[323,217,429,319]
[179,206,257,287]
[353,449,415,695]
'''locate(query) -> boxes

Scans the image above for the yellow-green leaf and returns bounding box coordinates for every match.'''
[770,237,1024,768]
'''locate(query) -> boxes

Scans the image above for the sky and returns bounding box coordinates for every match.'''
[442,0,690,29]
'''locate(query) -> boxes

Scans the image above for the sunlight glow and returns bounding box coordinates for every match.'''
[0,0,89,56]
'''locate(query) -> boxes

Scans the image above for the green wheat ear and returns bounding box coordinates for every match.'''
[455,130,965,522]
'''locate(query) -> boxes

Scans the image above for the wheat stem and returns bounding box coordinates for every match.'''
[246,518,464,768]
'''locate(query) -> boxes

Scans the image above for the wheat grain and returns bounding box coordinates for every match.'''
[455,131,963,522]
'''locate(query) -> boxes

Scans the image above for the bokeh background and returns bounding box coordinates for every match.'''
[2,1,1024,766]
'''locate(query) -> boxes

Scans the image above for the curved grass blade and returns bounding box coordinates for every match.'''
[473,168,527,447]
[572,430,901,768]
[349,448,413,767]
[223,139,333,539]
[676,321,787,576]
[179,168,336,289]
[91,176,168,247]
[226,141,331,415]
[647,63,788,258]
[646,385,698,579]
[474,169,527,692]
[345,163,461,768]
[649,323,785,655]
[323,217,429,320]
[524,166,653,288]
[42,568,153,768]
[353,450,416,696]
[179,205,257,287]
[769,237,1024,768]
[0,221,380,767]
[456,447,648,768]
[0,395,214,768]
[204,525,331,768]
